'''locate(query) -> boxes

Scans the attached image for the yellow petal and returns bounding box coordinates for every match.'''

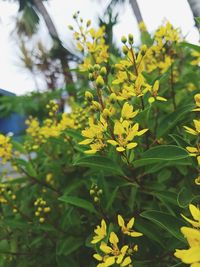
[104,256,116,266]
[100,242,112,254]
[93,254,103,261]
[184,126,198,136]
[186,147,198,153]
[156,96,167,101]
[189,204,200,221]
[79,139,93,145]
[121,256,132,266]
[109,232,119,245]
[174,247,200,264]
[126,142,137,149]
[127,217,135,228]
[118,215,125,228]
[137,128,148,136]
[116,147,125,152]
[107,140,118,146]
[130,231,143,237]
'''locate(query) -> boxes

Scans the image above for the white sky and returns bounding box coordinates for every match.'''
[0,0,199,95]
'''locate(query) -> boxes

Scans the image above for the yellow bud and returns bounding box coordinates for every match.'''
[13,208,17,213]
[85,91,93,101]
[94,197,99,202]
[121,36,127,43]
[11,195,16,200]
[94,64,100,71]
[96,75,104,88]
[90,189,95,195]
[122,46,128,55]
[38,207,42,212]
[39,217,45,223]
[86,20,91,27]
[128,34,134,44]
[102,109,111,119]
[35,211,40,217]
[100,67,107,76]
[68,25,73,31]
[43,207,51,213]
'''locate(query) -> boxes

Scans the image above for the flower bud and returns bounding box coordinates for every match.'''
[122,46,128,55]
[102,109,111,119]
[88,73,95,81]
[90,189,95,195]
[128,34,134,44]
[86,20,91,27]
[121,36,127,44]
[94,197,99,202]
[100,67,107,76]
[96,75,104,88]
[68,25,73,31]
[94,64,100,71]
[85,91,93,101]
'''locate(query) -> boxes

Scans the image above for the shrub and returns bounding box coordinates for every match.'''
[0,15,200,267]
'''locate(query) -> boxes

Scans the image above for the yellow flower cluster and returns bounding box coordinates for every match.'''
[69,12,108,72]
[25,109,75,150]
[0,134,13,163]
[175,204,200,266]
[91,215,142,267]
[34,197,51,223]
[191,51,200,66]
[142,22,180,73]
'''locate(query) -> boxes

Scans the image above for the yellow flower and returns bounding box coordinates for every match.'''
[117,215,143,237]
[186,146,200,165]
[174,227,200,265]
[184,120,200,136]
[79,116,107,154]
[108,121,148,152]
[121,102,139,120]
[91,219,107,244]
[193,94,200,112]
[148,80,167,104]
[181,204,200,228]
[99,232,132,267]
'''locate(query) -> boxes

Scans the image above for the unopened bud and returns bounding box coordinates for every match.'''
[96,75,104,88]
[128,34,134,44]
[100,67,107,76]
[122,46,128,55]
[121,36,127,44]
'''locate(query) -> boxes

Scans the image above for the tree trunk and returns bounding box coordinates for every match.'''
[32,0,73,85]
[129,0,143,25]
[32,0,59,39]
[187,0,200,27]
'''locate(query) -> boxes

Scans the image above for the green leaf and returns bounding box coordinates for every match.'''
[133,145,189,168]
[58,195,97,214]
[177,187,200,208]
[56,237,83,256]
[12,141,26,154]
[157,104,194,138]
[140,210,186,242]
[180,42,200,52]
[73,155,125,176]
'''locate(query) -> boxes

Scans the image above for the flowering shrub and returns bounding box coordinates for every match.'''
[0,14,200,267]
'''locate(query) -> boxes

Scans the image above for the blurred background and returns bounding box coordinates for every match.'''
[0,0,199,95]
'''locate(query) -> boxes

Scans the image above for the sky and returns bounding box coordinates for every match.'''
[0,0,199,95]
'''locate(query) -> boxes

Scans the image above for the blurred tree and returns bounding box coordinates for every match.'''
[102,0,144,28]
[187,0,200,27]
[6,0,74,89]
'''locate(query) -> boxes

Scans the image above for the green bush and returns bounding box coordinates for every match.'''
[0,17,200,267]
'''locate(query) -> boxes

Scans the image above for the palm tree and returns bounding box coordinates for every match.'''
[6,0,73,86]
[187,0,200,28]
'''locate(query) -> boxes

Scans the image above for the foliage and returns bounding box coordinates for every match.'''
[0,14,200,267]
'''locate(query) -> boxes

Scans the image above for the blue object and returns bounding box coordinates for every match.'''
[0,89,26,136]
